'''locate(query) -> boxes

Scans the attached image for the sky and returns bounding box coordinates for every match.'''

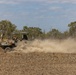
[0,0,76,32]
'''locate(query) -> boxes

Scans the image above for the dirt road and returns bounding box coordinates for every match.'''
[0,52,76,75]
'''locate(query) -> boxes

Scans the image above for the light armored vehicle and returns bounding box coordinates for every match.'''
[0,39,16,53]
[0,31,28,53]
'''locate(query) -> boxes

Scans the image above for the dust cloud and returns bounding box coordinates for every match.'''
[14,38,76,53]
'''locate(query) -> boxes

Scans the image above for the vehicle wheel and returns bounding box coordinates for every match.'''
[4,47,12,53]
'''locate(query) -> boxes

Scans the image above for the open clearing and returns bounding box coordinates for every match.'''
[0,52,76,75]
[0,38,76,75]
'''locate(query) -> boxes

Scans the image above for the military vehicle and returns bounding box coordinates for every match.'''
[0,31,28,53]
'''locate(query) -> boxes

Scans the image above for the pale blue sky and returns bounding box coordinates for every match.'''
[0,0,76,32]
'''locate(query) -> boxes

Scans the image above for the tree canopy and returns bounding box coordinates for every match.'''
[68,21,76,37]
[0,20,76,40]
[0,20,16,38]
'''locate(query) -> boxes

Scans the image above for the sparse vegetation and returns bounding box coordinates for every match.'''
[0,20,76,75]
[0,20,76,40]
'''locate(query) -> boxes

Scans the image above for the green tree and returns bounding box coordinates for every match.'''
[68,21,76,37]
[63,31,69,38]
[47,29,62,39]
[23,26,43,40]
[0,20,16,38]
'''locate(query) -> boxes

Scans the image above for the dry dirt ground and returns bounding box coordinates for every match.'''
[0,50,76,75]
[0,39,76,75]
